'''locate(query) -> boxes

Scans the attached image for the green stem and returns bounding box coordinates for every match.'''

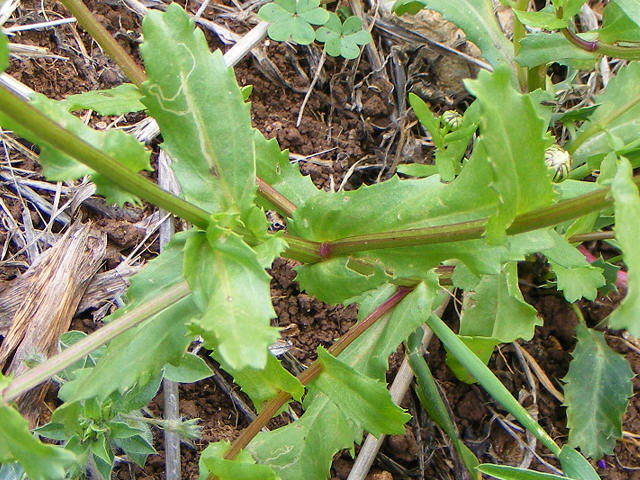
[256,176,297,218]
[568,231,615,242]
[512,0,529,92]
[1,281,191,403]
[58,0,146,87]
[425,313,562,457]
[0,84,326,262]
[562,28,640,60]
[0,84,211,229]
[320,177,640,258]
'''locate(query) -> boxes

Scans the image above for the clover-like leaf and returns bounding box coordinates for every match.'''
[259,0,330,45]
[315,13,372,59]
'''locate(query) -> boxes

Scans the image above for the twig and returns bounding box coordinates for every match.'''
[372,16,493,72]
[158,151,182,480]
[296,50,326,127]
[511,343,537,470]
[203,357,258,423]
[347,296,449,480]
[3,17,77,33]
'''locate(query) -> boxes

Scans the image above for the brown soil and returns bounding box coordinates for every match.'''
[1,1,639,479]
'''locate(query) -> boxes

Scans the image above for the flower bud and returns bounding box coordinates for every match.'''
[544,144,571,182]
[441,110,463,131]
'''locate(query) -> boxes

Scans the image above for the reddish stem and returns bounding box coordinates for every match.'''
[217,286,413,468]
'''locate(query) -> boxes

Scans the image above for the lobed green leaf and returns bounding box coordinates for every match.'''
[164,353,213,383]
[200,441,277,480]
[458,262,541,341]
[0,405,77,480]
[213,352,304,412]
[447,262,540,382]
[608,157,640,336]
[543,230,605,302]
[312,347,410,437]
[184,231,279,370]
[140,4,256,215]
[0,94,151,206]
[563,323,633,459]
[254,131,322,215]
[62,83,145,115]
[465,66,554,243]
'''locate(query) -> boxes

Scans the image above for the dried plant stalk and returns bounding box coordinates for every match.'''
[0,222,105,425]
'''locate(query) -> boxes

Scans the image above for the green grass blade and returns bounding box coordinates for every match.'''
[478,463,576,479]
[570,62,640,168]
[407,328,480,477]
[425,313,561,456]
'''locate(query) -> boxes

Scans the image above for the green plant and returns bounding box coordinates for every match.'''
[259,0,330,45]
[0,0,639,478]
[258,0,372,59]
[315,13,372,59]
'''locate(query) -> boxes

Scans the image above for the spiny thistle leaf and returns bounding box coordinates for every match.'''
[563,323,633,458]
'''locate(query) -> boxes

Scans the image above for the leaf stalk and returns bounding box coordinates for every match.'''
[561,28,640,59]
[0,84,212,229]
[317,177,640,258]
[1,281,192,403]
[58,0,147,87]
